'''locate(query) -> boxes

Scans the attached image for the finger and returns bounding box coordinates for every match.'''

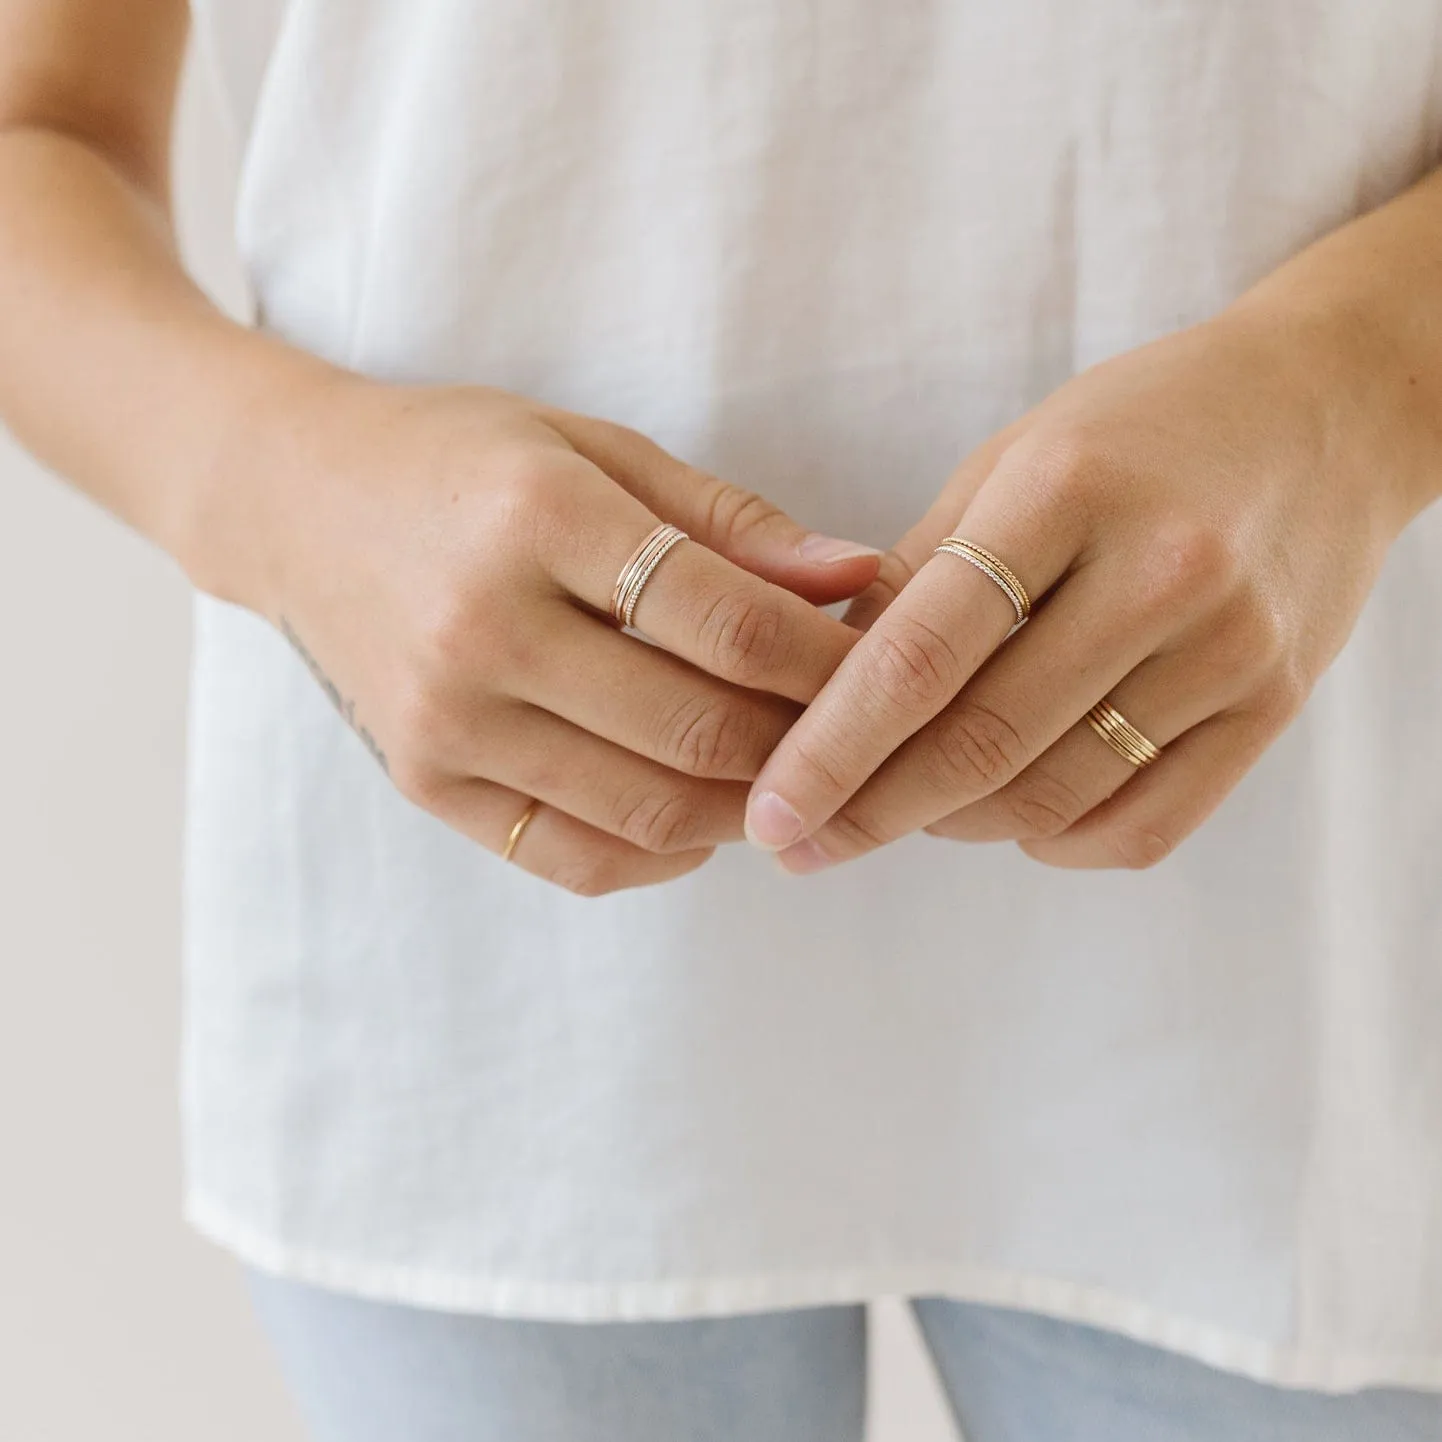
[428,779,712,895]
[928,627,1259,844]
[843,417,1032,632]
[1018,703,1283,870]
[512,612,800,781]
[841,549,918,635]
[555,413,882,604]
[543,466,863,704]
[746,446,1090,849]
[472,703,751,853]
[771,559,1175,869]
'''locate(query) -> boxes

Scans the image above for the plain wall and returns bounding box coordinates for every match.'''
[0,44,963,1442]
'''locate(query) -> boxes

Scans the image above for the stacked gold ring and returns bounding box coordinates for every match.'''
[1085,700,1162,768]
[611,523,689,629]
[933,537,1031,625]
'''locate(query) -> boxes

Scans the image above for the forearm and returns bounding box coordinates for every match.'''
[0,123,334,592]
[1230,164,1442,525]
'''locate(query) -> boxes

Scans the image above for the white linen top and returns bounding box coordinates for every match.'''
[184,0,1442,1393]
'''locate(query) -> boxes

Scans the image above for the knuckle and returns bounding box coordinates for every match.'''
[1000,769,1091,839]
[825,805,892,856]
[867,615,965,715]
[479,446,580,564]
[788,734,856,798]
[702,479,780,548]
[387,681,451,767]
[389,754,447,809]
[1017,428,1112,526]
[1230,594,1292,675]
[612,782,705,854]
[413,595,484,677]
[1256,665,1309,727]
[927,700,1027,794]
[1105,821,1178,870]
[548,847,623,898]
[697,587,791,684]
[409,578,534,686]
[487,443,566,513]
[660,693,765,778]
[1137,522,1235,615]
[510,754,563,805]
[1206,602,1270,681]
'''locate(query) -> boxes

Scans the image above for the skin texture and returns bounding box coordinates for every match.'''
[4,2,1441,894]
[746,189,1442,871]
[0,0,881,896]
[212,377,881,893]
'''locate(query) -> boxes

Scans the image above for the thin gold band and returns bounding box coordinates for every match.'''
[1085,701,1162,768]
[611,523,689,628]
[934,537,1032,624]
[501,798,542,863]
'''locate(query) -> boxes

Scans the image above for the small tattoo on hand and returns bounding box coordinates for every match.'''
[279,617,390,775]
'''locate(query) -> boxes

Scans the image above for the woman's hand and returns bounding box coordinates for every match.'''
[201,375,879,895]
[744,293,1434,873]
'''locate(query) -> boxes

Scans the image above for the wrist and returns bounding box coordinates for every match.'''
[176,325,354,611]
[1220,282,1440,540]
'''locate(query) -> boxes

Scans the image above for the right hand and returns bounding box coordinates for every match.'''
[201,373,880,895]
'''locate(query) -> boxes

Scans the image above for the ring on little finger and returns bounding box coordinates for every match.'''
[502,798,543,863]
[1085,700,1162,768]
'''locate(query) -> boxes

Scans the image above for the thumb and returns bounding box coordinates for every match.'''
[556,415,882,605]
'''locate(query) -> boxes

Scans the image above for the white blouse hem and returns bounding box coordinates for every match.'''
[186,1193,1442,1398]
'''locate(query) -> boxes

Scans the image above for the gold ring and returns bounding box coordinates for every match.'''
[1085,700,1162,767]
[611,523,689,629]
[934,537,1032,624]
[501,798,542,863]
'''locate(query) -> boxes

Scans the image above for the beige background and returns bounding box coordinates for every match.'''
[0,45,960,1442]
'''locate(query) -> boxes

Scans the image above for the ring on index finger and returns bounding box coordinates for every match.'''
[933,537,1032,626]
[610,523,689,629]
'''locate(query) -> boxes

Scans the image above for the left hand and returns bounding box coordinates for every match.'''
[745,304,1421,872]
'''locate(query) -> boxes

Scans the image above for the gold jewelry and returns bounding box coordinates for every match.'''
[610,523,689,628]
[1085,700,1162,768]
[501,798,542,863]
[934,537,1032,624]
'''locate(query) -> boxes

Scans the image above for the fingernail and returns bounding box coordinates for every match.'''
[746,790,805,850]
[776,838,837,875]
[798,534,883,564]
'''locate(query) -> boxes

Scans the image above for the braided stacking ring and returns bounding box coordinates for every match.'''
[610,523,689,629]
[933,537,1032,625]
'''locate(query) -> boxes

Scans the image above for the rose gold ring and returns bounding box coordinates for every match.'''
[610,523,688,629]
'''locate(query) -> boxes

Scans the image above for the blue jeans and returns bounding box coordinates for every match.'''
[247,1271,1441,1441]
